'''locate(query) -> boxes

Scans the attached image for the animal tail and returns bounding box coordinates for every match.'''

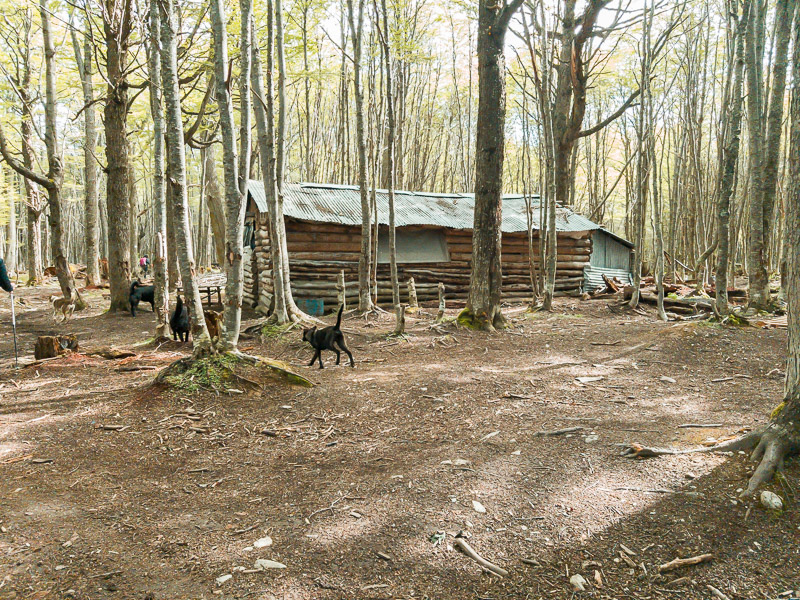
[129,280,140,295]
[335,303,344,329]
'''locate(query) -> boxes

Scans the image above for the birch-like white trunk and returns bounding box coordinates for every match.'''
[148,0,169,339]
[159,0,210,350]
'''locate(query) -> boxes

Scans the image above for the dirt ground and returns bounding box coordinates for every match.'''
[0,283,797,600]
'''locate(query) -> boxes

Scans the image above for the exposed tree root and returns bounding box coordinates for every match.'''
[620,425,798,498]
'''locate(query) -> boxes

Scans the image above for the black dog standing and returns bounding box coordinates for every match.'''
[302,304,355,369]
[170,295,190,342]
[129,280,155,317]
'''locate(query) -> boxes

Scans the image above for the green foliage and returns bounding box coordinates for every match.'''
[163,354,238,393]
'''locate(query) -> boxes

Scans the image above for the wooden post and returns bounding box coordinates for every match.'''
[393,303,406,335]
[337,269,346,311]
[436,282,446,322]
[407,277,418,312]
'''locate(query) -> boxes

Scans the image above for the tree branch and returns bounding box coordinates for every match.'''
[577,88,641,138]
[0,121,53,189]
[497,0,525,32]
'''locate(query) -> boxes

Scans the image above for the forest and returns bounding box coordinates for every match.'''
[0,0,798,597]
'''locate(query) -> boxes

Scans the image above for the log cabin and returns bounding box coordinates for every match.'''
[242,182,632,313]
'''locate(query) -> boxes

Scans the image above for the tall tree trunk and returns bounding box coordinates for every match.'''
[39,0,79,303]
[379,0,401,330]
[462,0,523,329]
[103,0,133,311]
[159,0,210,351]
[202,137,226,265]
[347,0,373,313]
[71,26,100,286]
[18,10,43,285]
[761,0,796,298]
[273,0,306,320]
[743,0,769,309]
[129,180,139,272]
[5,174,16,273]
[252,25,288,323]
[210,0,249,349]
[149,0,169,339]
[716,0,749,316]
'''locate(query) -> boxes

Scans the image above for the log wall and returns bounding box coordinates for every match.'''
[245,216,592,310]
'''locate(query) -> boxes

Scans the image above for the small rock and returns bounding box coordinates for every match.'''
[243,546,254,552]
[584,435,599,443]
[254,559,287,570]
[760,490,783,511]
[55,565,66,571]
[215,574,232,586]
[660,376,676,384]
[570,573,588,591]
[472,500,486,514]
[511,450,521,455]
[452,458,470,466]
[253,536,273,549]
[684,472,696,479]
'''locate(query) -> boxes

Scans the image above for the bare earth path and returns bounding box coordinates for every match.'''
[0,284,797,599]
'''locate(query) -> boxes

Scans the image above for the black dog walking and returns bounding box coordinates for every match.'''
[129,280,155,317]
[302,304,354,369]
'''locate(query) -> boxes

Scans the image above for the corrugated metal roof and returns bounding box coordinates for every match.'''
[248,181,604,234]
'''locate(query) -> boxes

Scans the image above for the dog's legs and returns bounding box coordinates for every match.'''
[334,348,341,365]
[308,350,319,367]
[318,351,325,369]
[336,337,355,367]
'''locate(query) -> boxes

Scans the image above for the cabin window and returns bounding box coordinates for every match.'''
[243,222,255,250]
[377,228,449,264]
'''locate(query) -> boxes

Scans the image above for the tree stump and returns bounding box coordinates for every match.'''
[34,335,79,360]
[407,278,419,312]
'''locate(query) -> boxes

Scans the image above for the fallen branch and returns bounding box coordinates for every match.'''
[707,585,731,600]
[454,537,508,577]
[678,423,723,429]
[533,426,583,437]
[658,553,712,573]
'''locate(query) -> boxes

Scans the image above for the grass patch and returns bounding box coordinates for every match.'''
[261,322,296,338]
[163,354,238,393]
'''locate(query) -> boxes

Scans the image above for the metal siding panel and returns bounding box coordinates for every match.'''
[583,266,634,293]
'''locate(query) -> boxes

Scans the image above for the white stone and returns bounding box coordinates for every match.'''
[570,574,588,591]
[253,536,273,549]
[472,500,486,514]
[760,491,784,511]
[254,559,287,570]
[584,435,599,443]
[215,574,232,586]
